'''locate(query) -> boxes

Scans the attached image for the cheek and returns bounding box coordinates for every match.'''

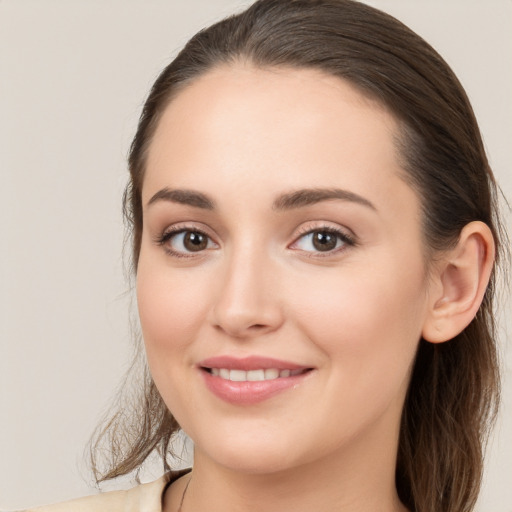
[288,256,427,393]
[136,260,210,368]
[136,260,217,425]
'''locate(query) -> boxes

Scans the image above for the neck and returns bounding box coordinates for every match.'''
[174,417,408,512]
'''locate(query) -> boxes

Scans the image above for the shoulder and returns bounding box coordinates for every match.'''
[22,473,173,512]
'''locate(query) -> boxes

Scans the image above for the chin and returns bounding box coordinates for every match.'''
[186,424,283,470]
[189,423,329,476]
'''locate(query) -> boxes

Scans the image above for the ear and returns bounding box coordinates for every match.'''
[422,221,495,343]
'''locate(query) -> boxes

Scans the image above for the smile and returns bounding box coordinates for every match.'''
[199,356,314,405]
[207,368,307,381]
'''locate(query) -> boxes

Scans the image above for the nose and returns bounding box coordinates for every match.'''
[209,248,284,339]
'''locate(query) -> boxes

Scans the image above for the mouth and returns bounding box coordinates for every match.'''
[198,356,314,405]
[203,367,310,381]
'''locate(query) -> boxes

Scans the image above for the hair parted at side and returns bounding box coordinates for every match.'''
[89,1,507,511]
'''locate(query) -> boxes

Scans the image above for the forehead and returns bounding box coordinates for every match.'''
[143,64,416,219]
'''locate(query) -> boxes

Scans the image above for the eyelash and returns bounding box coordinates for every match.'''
[154,224,357,259]
[291,224,357,258]
[154,225,215,259]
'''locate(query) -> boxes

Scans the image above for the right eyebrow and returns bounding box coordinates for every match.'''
[147,187,216,210]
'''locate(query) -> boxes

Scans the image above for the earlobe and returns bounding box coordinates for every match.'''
[422,221,495,343]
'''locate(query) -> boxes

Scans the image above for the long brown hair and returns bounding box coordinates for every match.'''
[90,2,506,511]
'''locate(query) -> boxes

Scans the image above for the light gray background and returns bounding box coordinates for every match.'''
[1,0,511,510]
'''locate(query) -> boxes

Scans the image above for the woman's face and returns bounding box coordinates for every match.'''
[137,65,434,474]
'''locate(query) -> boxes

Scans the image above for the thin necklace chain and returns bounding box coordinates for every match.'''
[177,476,192,512]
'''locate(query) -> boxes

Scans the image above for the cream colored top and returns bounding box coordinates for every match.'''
[23,472,179,512]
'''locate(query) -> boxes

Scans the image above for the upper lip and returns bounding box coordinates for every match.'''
[199,355,310,371]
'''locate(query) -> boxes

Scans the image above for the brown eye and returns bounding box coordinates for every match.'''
[159,228,217,256]
[183,231,208,252]
[312,231,338,251]
[291,227,355,255]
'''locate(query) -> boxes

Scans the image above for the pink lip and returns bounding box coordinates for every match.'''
[198,355,313,405]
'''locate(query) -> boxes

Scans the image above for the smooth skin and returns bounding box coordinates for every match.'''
[136,65,494,512]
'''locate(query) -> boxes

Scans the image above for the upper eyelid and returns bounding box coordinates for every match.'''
[160,222,216,239]
[292,221,356,240]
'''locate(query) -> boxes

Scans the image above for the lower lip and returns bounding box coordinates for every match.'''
[201,369,312,405]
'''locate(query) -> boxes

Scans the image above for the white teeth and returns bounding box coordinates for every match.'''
[229,369,246,382]
[209,368,305,381]
[264,368,279,380]
[247,369,265,381]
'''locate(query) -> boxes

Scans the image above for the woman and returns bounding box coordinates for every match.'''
[25,1,507,511]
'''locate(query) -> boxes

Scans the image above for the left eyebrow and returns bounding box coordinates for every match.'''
[272,188,377,211]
